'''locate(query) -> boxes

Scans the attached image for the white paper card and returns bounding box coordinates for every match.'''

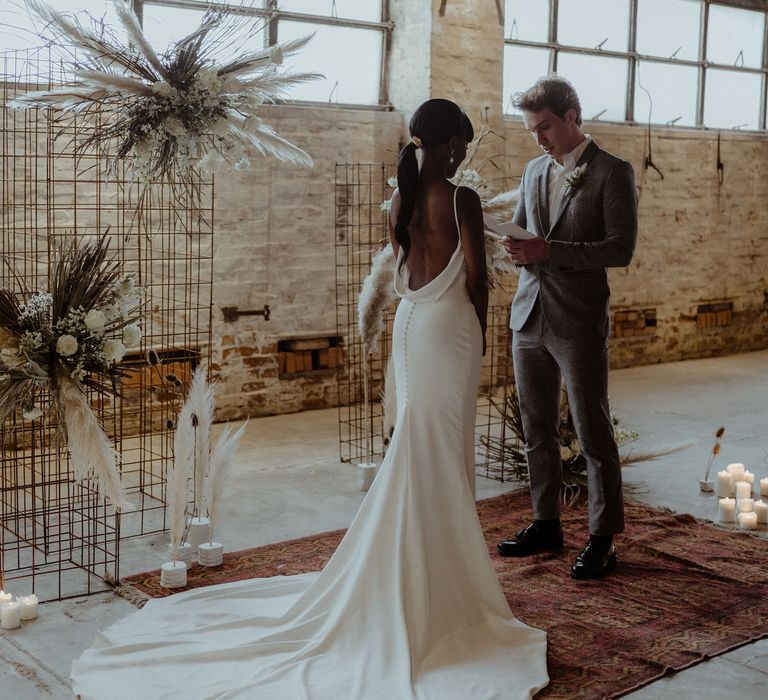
[483,214,535,241]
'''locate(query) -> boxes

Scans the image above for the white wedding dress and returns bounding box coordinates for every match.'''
[71,188,549,700]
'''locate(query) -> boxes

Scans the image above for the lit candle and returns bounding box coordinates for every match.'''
[0,590,12,605]
[727,463,746,480]
[718,497,736,523]
[716,470,733,498]
[738,497,754,514]
[735,480,752,500]
[754,500,768,524]
[760,478,768,497]
[0,601,21,630]
[738,512,758,530]
[17,594,38,621]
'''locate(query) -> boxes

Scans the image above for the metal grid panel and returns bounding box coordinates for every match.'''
[0,47,213,600]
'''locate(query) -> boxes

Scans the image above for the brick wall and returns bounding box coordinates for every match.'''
[207,1,768,419]
[500,123,768,369]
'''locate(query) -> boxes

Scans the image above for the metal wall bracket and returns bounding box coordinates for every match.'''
[221,304,271,322]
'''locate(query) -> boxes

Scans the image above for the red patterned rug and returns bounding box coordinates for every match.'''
[121,492,768,699]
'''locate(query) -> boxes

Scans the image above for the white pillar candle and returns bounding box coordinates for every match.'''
[17,594,38,621]
[753,500,768,524]
[0,591,13,605]
[738,512,758,530]
[738,497,754,513]
[760,478,768,497]
[744,471,755,491]
[727,463,746,479]
[716,470,734,498]
[187,517,210,553]
[718,497,737,522]
[0,602,21,630]
[735,480,752,500]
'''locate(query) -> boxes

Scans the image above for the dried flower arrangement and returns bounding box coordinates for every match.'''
[0,233,144,508]
[9,1,317,181]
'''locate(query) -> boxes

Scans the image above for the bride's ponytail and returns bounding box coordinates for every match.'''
[394,140,419,271]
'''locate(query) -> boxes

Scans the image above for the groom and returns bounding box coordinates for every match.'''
[497,77,638,579]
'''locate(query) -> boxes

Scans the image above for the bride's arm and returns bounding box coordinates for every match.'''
[457,186,488,354]
[387,189,401,256]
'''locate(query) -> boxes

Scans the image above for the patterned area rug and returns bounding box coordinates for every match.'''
[121,492,768,699]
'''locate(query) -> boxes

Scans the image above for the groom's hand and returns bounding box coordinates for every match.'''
[503,237,550,265]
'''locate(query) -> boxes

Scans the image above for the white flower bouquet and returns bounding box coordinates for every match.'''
[9,1,318,181]
[0,234,144,507]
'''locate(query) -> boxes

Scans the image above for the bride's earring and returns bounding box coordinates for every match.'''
[449,148,455,164]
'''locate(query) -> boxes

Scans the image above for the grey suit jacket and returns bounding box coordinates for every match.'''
[510,140,638,339]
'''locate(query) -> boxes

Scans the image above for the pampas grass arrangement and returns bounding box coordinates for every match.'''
[10,1,317,181]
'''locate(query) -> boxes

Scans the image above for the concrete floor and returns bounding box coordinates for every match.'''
[1,350,767,699]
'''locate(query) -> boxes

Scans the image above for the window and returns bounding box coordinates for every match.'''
[503,0,768,131]
[143,0,388,106]
[1,1,390,107]
[0,1,125,52]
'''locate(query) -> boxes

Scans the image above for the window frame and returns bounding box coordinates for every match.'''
[503,0,768,132]
[138,0,393,109]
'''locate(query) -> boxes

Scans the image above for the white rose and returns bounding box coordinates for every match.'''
[387,176,398,188]
[234,157,251,171]
[56,334,78,357]
[163,116,186,138]
[84,309,107,335]
[103,339,126,364]
[152,80,179,99]
[22,405,43,421]
[122,324,142,348]
[198,150,224,172]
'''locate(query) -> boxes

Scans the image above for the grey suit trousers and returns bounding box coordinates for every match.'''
[512,299,625,536]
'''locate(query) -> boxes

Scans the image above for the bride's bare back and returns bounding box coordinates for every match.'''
[390,181,460,291]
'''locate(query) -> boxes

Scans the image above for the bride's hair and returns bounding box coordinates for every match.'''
[395,99,474,270]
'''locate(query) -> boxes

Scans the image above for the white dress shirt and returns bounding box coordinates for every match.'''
[548,135,592,227]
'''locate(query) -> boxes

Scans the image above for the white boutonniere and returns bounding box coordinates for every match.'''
[564,163,588,195]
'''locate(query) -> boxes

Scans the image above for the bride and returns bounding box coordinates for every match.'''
[71,99,549,699]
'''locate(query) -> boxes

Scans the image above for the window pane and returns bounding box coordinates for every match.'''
[556,53,628,122]
[636,0,701,61]
[707,4,764,68]
[281,0,382,22]
[278,21,382,104]
[503,45,552,114]
[635,60,698,126]
[704,69,762,130]
[557,0,630,51]
[504,0,549,42]
[143,6,267,61]
[0,1,124,52]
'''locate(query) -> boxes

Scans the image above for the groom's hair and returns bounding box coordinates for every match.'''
[513,76,582,125]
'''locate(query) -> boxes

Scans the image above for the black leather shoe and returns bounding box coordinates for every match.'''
[570,543,617,580]
[496,522,564,557]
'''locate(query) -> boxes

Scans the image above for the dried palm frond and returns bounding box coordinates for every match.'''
[205,422,246,544]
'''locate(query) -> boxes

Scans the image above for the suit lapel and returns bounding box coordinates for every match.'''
[547,140,600,237]
[536,159,551,235]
